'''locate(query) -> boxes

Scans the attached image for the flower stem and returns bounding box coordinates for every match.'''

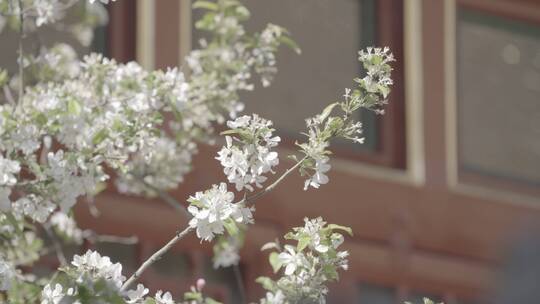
[245,155,308,205]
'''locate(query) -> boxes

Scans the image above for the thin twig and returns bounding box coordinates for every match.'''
[43,225,67,266]
[17,0,24,105]
[233,264,247,304]
[2,86,16,105]
[244,155,308,205]
[141,180,190,217]
[82,230,139,245]
[120,226,194,292]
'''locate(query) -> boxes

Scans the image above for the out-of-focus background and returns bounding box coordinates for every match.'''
[3,0,539,303]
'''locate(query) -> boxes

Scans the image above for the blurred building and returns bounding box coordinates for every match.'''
[59,0,540,303]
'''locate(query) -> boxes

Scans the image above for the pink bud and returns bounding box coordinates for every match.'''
[196,278,206,291]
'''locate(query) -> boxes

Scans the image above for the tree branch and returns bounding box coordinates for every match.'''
[233,264,247,304]
[121,156,307,291]
[43,225,67,266]
[120,226,193,292]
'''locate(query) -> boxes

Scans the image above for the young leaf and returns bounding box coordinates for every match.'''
[327,224,353,236]
[268,252,283,273]
[192,1,219,11]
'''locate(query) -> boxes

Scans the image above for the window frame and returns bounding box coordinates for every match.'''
[450,0,540,200]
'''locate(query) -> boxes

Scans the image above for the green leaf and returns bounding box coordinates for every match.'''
[184,291,203,301]
[327,224,353,236]
[220,129,240,136]
[205,298,223,304]
[322,264,339,281]
[67,98,82,116]
[92,129,108,145]
[223,219,239,236]
[319,102,338,122]
[193,1,218,11]
[5,213,22,234]
[0,68,8,87]
[235,6,250,19]
[279,35,302,54]
[297,235,311,252]
[255,276,276,291]
[268,252,282,273]
[35,113,48,126]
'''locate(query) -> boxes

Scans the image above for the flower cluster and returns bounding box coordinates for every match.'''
[0,155,20,211]
[0,0,297,299]
[297,47,394,190]
[257,218,351,304]
[50,211,84,243]
[217,114,281,192]
[0,257,14,291]
[188,183,253,242]
[71,249,126,288]
[40,250,222,304]
[212,233,243,269]
[0,0,108,45]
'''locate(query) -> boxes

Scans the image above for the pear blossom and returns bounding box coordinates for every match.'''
[126,284,149,304]
[0,187,11,212]
[303,156,331,190]
[0,156,20,186]
[262,290,286,304]
[35,0,58,27]
[71,250,126,289]
[155,290,175,304]
[0,257,14,291]
[41,283,69,304]
[213,240,241,269]
[188,183,252,241]
[278,245,307,276]
[50,212,83,243]
[12,196,56,223]
[217,115,280,191]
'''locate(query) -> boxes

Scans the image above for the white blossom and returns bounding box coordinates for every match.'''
[213,241,240,269]
[0,187,11,212]
[41,283,67,304]
[217,115,280,192]
[125,284,149,304]
[303,156,331,190]
[0,257,14,291]
[262,290,286,304]
[71,250,125,289]
[187,183,244,242]
[50,212,83,243]
[0,155,20,186]
[154,290,175,304]
[278,245,307,276]
[13,196,56,223]
[35,0,58,27]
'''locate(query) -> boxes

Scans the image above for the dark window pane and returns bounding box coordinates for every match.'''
[192,0,378,152]
[357,282,396,304]
[95,242,138,271]
[152,251,191,278]
[457,10,540,187]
